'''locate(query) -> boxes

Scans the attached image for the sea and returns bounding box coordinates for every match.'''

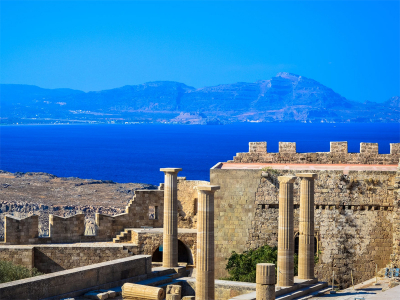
[0,123,399,185]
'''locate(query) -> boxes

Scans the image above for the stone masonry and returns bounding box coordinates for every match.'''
[212,141,399,288]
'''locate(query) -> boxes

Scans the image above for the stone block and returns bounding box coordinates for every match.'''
[249,142,267,153]
[279,142,296,153]
[84,291,109,300]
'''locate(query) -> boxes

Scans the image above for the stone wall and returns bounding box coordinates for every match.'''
[177,178,209,229]
[4,215,39,244]
[0,246,34,269]
[2,178,207,245]
[95,189,164,241]
[50,214,85,243]
[33,245,136,273]
[233,141,400,164]
[211,169,261,279]
[0,255,152,300]
[391,161,400,266]
[131,229,197,265]
[211,166,397,287]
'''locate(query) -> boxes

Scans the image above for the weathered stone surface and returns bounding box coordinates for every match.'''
[277,176,296,287]
[166,284,182,298]
[84,291,109,300]
[256,263,276,300]
[0,255,152,300]
[122,282,165,300]
[232,141,400,165]
[211,163,398,287]
[297,173,317,280]
[196,185,220,300]
[161,168,182,268]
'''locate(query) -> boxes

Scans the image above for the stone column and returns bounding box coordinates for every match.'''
[256,263,276,300]
[196,185,220,300]
[277,176,296,287]
[160,168,182,268]
[296,173,318,280]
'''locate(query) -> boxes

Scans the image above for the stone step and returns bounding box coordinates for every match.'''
[276,282,328,300]
[134,275,173,287]
[292,287,332,299]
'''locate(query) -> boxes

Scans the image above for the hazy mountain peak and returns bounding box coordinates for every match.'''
[1,75,398,124]
[276,72,302,81]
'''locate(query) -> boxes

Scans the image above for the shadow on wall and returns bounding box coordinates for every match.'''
[152,240,193,265]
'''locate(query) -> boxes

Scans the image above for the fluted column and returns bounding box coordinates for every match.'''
[296,173,317,280]
[277,176,296,287]
[160,168,182,268]
[196,185,220,300]
[256,263,276,300]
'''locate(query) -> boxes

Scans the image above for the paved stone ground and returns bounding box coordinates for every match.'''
[311,277,396,299]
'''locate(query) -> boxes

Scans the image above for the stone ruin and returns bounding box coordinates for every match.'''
[0,141,399,300]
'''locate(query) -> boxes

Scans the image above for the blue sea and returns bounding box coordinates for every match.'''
[0,123,399,185]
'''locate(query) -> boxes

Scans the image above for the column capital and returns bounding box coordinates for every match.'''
[196,185,220,192]
[296,173,318,179]
[278,175,296,184]
[160,168,182,174]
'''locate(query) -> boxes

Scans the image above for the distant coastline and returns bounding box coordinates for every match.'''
[2,73,399,125]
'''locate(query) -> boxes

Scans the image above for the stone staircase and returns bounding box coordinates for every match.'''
[275,282,329,300]
[229,279,329,300]
[113,228,134,243]
[134,266,188,287]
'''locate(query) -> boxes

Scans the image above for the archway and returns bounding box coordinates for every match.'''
[294,236,318,255]
[151,240,193,264]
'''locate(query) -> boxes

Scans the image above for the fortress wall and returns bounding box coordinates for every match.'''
[391,163,400,267]
[33,245,136,273]
[233,142,400,164]
[211,167,397,287]
[210,169,260,280]
[0,255,152,300]
[0,246,34,269]
[96,189,164,241]
[50,214,85,243]
[2,177,205,244]
[4,215,39,244]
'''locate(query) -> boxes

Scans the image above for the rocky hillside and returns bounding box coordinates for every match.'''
[0,171,156,239]
[1,73,398,124]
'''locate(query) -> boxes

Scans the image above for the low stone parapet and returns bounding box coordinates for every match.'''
[0,255,152,300]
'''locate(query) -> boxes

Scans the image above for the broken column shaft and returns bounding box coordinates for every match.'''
[160,168,182,268]
[196,185,220,300]
[297,173,317,280]
[277,175,296,287]
[256,263,276,300]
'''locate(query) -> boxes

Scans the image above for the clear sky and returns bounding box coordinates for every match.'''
[1,0,399,103]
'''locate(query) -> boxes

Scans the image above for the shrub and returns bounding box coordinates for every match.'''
[0,260,43,283]
[224,244,316,283]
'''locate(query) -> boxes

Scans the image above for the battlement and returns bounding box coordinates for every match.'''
[2,178,208,245]
[233,141,400,164]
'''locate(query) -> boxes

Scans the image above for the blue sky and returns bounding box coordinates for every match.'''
[1,1,399,103]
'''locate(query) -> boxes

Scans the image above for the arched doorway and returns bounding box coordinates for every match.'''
[152,240,193,264]
[294,236,318,255]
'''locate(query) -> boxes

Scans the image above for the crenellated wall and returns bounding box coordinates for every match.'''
[233,141,400,164]
[50,214,85,243]
[2,178,207,245]
[4,215,39,244]
[211,141,399,288]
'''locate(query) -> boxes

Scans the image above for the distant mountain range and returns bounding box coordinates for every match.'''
[1,72,398,124]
